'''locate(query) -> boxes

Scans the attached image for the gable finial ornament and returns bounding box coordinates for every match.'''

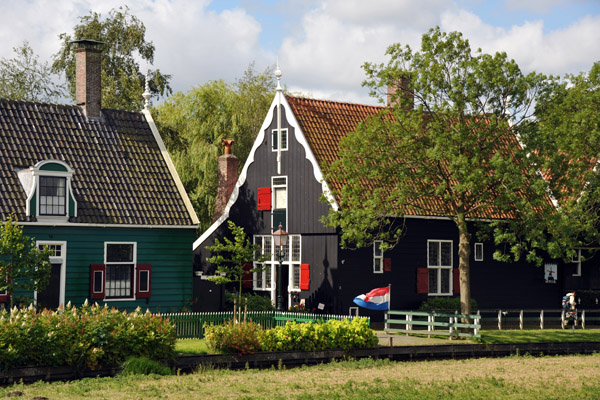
[275,59,283,174]
[143,70,151,111]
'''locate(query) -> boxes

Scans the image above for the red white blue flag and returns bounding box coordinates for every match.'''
[353,286,390,311]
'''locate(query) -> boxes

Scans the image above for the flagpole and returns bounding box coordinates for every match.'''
[388,284,392,311]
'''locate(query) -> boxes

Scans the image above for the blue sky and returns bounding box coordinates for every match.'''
[1,0,599,104]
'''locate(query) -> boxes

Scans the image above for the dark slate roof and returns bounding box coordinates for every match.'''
[0,98,195,226]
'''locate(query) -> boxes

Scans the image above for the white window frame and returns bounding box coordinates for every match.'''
[271,128,288,152]
[427,240,453,296]
[253,234,302,303]
[104,242,137,301]
[349,307,359,316]
[35,241,67,309]
[271,176,288,232]
[373,240,384,273]
[23,160,77,221]
[571,249,582,277]
[474,243,484,262]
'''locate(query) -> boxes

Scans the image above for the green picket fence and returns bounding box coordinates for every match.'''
[161,311,366,339]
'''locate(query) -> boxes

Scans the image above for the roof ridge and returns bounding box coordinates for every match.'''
[285,94,385,110]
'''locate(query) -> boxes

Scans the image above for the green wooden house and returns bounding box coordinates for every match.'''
[0,40,198,312]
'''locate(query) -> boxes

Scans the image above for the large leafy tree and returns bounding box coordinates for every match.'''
[0,215,53,309]
[0,41,65,102]
[52,6,171,111]
[324,28,551,315]
[154,64,275,230]
[524,62,600,259]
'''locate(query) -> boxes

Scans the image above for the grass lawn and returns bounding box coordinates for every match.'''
[478,328,600,344]
[175,339,211,355]
[2,354,600,399]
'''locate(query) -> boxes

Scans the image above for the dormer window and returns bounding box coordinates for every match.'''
[18,160,77,221]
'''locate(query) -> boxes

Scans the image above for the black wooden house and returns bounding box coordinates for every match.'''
[194,79,594,317]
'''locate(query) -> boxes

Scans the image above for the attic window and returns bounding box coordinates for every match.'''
[20,160,77,220]
[39,176,66,216]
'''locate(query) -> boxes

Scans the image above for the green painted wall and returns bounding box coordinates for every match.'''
[22,225,195,313]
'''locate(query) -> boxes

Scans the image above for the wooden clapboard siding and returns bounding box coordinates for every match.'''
[22,225,195,312]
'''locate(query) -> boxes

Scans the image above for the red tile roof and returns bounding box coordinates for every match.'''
[285,94,532,220]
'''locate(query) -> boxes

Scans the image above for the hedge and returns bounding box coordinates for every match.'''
[0,301,175,371]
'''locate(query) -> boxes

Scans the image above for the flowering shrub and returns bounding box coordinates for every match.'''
[0,301,175,371]
[204,321,263,354]
[261,318,377,352]
[204,317,377,354]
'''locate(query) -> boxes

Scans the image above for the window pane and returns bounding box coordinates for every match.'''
[429,268,438,294]
[441,242,452,266]
[281,130,288,149]
[292,236,301,262]
[106,264,132,298]
[374,258,382,273]
[255,263,263,288]
[39,176,66,216]
[441,268,450,294]
[272,177,287,186]
[428,242,439,267]
[292,263,300,289]
[274,187,287,209]
[374,241,382,257]
[107,244,134,262]
[264,237,272,256]
[265,264,272,289]
[272,130,278,150]
[139,270,149,292]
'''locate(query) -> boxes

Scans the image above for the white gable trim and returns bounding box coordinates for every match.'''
[193,94,339,251]
[142,109,199,225]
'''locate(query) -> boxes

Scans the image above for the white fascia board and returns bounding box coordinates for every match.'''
[283,97,339,212]
[142,109,200,225]
[19,222,197,229]
[193,94,340,251]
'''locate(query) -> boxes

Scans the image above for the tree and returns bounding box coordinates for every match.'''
[0,215,53,308]
[0,41,65,102]
[206,221,268,308]
[51,6,171,111]
[523,62,600,259]
[324,27,551,315]
[154,64,275,229]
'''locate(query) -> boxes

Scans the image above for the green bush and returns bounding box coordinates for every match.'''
[0,301,175,371]
[225,291,275,311]
[120,357,173,376]
[418,297,478,313]
[204,321,263,354]
[261,318,377,352]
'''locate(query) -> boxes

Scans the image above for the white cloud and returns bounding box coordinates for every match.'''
[440,9,600,76]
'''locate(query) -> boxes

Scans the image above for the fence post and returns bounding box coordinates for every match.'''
[540,310,544,330]
[427,314,432,338]
[474,310,480,337]
[561,309,565,329]
[498,310,502,331]
[582,309,586,330]
[519,310,523,330]
[384,311,388,333]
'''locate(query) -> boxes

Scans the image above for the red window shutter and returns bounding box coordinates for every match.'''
[243,263,252,288]
[416,268,428,294]
[257,187,271,210]
[453,268,460,294]
[383,258,392,272]
[90,264,105,300]
[0,289,8,303]
[300,264,310,290]
[136,264,152,298]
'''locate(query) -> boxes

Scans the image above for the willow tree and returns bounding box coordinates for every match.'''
[154,64,275,229]
[324,27,551,315]
[52,6,171,111]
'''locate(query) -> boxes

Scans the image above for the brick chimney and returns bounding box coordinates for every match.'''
[73,39,103,119]
[213,139,239,222]
[387,76,414,110]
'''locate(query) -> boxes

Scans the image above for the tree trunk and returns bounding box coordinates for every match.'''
[457,213,471,316]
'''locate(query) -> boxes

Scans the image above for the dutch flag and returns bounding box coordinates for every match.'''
[353,286,390,311]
